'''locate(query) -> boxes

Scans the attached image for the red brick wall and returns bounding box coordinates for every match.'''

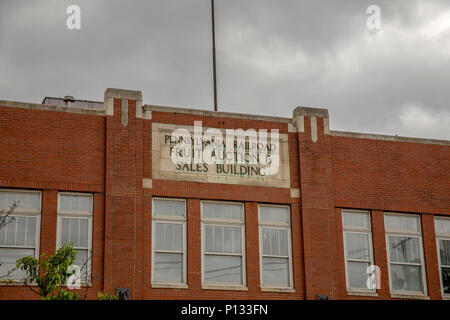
[0,105,105,299]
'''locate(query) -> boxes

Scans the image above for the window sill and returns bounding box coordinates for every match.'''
[0,280,35,286]
[391,293,430,300]
[261,287,295,293]
[202,284,248,291]
[442,294,450,300]
[151,283,188,289]
[347,291,378,297]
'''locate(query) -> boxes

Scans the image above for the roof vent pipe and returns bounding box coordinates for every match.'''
[63,95,75,108]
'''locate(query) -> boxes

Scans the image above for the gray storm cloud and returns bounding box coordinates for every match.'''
[0,0,449,139]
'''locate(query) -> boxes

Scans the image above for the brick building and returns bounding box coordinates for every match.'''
[0,88,449,300]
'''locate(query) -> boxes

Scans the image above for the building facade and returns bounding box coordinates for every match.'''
[0,88,449,300]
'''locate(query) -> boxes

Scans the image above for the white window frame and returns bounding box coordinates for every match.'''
[201,200,246,290]
[385,212,427,296]
[434,216,450,298]
[0,189,41,283]
[151,197,187,288]
[341,209,375,293]
[258,204,294,291]
[56,192,93,285]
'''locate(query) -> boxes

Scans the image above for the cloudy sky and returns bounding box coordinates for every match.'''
[0,0,449,139]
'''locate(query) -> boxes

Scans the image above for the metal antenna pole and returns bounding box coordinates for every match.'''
[211,0,218,111]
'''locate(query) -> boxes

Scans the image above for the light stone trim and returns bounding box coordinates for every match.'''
[121,100,128,127]
[104,97,113,116]
[293,115,304,132]
[136,100,143,119]
[261,287,296,293]
[104,88,142,101]
[390,293,430,300]
[330,130,450,146]
[144,105,291,123]
[152,122,291,188]
[290,188,300,198]
[347,291,378,297]
[151,283,188,289]
[311,116,318,142]
[293,106,329,118]
[144,110,152,120]
[143,179,152,189]
[323,117,330,134]
[288,123,296,132]
[201,284,248,291]
[0,100,106,116]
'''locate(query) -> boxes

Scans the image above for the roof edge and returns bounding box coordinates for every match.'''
[144,104,292,123]
[330,130,450,146]
[0,99,106,116]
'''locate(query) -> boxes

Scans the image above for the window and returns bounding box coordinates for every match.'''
[342,210,374,291]
[152,198,186,285]
[0,189,41,281]
[385,213,426,295]
[434,217,450,296]
[201,201,245,287]
[259,205,293,289]
[57,193,93,284]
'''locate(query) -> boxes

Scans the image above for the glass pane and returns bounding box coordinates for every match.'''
[213,227,223,252]
[343,211,369,228]
[203,203,242,221]
[0,248,34,279]
[79,196,91,212]
[441,267,450,294]
[435,218,450,235]
[270,229,280,255]
[439,239,450,266]
[279,230,288,256]
[26,217,36,247]
[155,223,182,252]
[164,224,174,251]
[153,199,185,217]
[15,216,27,246]
[347,261,370,289]
[61,218,71,245]
[385,214,420,232]
[204,255,242,284]
[345,233,370,260]
[232,228,241,254]
[60,194,92,212]
[388,236,421,264]
[0,223,5,245]
[79,219,88,247]
[260,206,290,224]
[18,193,40,210]
[390,264,423,292]
[5,218,16,245]
[0,191,40,211]
[154,252,182,283]
[173,224,182,251]
[67,249,89,283]
[70,218,81,247]
[262,257,289,287]
[262,228,270,255]
[223,227,232,253]
[262,228,288,256]
[205,226,241,254]
[205,225,214,252]
[0,216,36,247]
[61,218,89,248]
